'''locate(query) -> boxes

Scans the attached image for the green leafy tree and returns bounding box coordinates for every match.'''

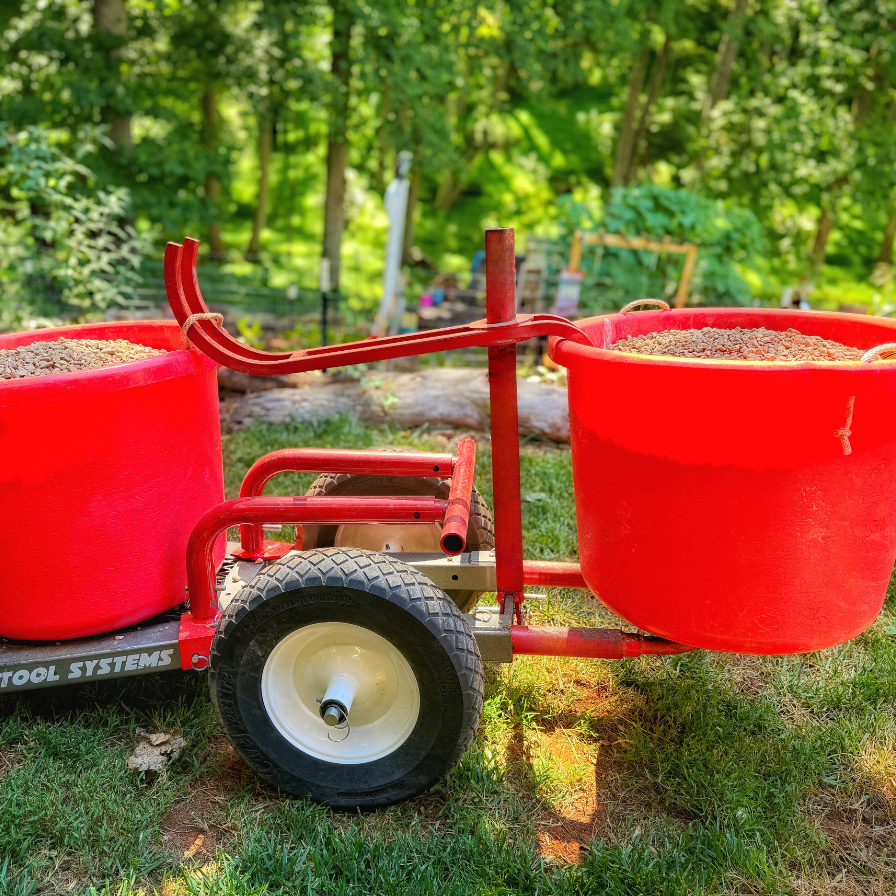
[696,0,894,275]
[0,126,151,327]
[164,0,255,256]
[566,185,763,307]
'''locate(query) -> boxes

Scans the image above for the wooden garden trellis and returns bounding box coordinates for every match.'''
[567,230,699,308]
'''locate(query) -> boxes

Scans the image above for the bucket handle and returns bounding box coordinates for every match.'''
[861,343,896,363]
[181,312,224,349]
[833,343,896,456]
[619,299,670,314]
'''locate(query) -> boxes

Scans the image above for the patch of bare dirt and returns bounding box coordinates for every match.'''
[727,657,770,696]
[161,785,226,862]
[531,677,620,735]
[495,676,648,864]
[788,872,896,896]
[535,760,609,864]
[530,702,694,864]
[524,725,617,864]
[566,679,615,715]
[817,806,895,851]
[0,743,23,779]
[160,737,255,862]
[208,735,255,786]
[805,790,896,889]
[703,652,772,699]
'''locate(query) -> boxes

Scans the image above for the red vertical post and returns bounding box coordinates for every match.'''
[485,228,524,616]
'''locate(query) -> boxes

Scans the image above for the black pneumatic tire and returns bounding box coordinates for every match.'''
[302,465,495,613]
[209,548,484,809]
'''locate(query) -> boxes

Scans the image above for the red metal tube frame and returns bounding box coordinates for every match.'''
[440,438,476,555]
[522,560,589,590]
[188,495,448,623]
[511,626,694,658]
[238,447,456,556]
[165,229,592,617]
[485,229,526,618]
[164,237,593,376]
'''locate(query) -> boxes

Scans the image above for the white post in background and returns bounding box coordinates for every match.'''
[373,151,413,336]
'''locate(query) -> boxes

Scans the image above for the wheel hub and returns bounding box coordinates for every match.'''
[261,622,420,763]
[334,522,442,554]
[318,672,356,726]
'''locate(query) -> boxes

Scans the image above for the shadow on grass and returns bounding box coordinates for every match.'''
[616,653,831,854]
[0,665,784,895]
[0,671,217,891]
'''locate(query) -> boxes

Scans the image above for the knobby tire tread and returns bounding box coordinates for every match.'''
[209,548,484,778]
[305,471,496,553]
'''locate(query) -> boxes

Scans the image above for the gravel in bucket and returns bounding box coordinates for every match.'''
[0,338,167,379]
[609,327,863,362]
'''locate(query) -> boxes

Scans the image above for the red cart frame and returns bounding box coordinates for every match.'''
[166,228,692,668]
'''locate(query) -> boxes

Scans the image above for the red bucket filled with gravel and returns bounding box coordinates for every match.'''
[0,321,224,640]
[550,307,896,654]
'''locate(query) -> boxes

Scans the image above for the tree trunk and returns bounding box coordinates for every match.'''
[246,117,274,258]
[375,89,392,194]
[281,133,297,243]
[852,41,879,126]
[205,176,226,257]
[878,209,896,265]
[630,34,671,177]
[810,175,849,274]
[201,87,227,257]
[402,166,421,264]
[322,0,353,292]
[433,170,464,211]
[322,141,348,289]
[701,0,749,122]
[612,47,649,188]
[93,0,126,36]
[811,207,835,274]
[92,0,131,147]
[432,68,470,212]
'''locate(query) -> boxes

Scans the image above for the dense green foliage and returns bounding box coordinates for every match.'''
[563,185,764,307]
[0,126,149,328]
[3,0,896,314]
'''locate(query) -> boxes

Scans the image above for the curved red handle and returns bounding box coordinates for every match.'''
[164,237,594,376]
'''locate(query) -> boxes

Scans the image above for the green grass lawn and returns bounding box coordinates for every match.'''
[2,417,895,894]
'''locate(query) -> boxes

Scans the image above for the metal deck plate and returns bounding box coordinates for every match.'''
[0,620,181,693]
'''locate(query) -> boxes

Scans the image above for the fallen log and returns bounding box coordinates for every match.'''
[221,367,571,442]
[217,367,322,393]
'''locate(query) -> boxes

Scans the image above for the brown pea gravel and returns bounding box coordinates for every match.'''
[0,337,167,380]
[608,327,863,362]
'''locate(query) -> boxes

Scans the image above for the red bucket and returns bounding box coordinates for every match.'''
[0,321,224,640]
[551,308,896,654]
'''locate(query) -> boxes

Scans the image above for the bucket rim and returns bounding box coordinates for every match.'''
[550,306,896,372]
[0,319,217,408]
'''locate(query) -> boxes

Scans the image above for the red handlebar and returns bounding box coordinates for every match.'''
[163,237,594,377]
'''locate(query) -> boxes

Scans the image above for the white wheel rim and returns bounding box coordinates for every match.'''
[334,521,443,553]
[261,622,420,764]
